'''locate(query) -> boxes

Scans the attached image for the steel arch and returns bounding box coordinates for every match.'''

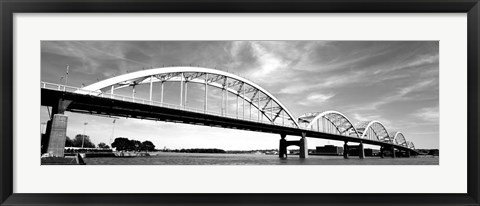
[298,111,360,138]
[355,120,390,142]
[76,66,300,128]
[389,131,408,146]
[408,142,415,149]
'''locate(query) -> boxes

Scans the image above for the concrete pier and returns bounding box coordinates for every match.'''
[45,114,68,157]
[279,133,308,159]
[343,142,349,159]
[42,99,71,157]
[299,133,308,159]
[279,134,288,158]
[358,142,365,159]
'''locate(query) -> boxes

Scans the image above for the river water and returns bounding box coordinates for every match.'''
[83,152,439,165]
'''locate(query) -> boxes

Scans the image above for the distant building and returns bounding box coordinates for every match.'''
[415,149,439,156]
[315,145,343,155]
[364,148,380,156]
[343,146,379,157]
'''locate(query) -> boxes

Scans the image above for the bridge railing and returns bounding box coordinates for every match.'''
[41,82,298,128]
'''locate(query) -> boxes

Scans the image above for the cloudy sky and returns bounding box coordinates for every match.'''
[41,41,439,150]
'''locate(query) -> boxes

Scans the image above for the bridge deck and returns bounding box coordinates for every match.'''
[41,88,416,153]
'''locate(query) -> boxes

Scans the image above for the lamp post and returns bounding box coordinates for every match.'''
[110,118,118,147]
[65,64,69,85]
[82,122,88,148]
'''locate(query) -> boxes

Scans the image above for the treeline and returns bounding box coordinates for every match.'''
[416,149,439,156]
[111,137,155,151]
[64,148,113,154]
[65,135,95,148]
[64,134,110,149]
[168,148,226,154]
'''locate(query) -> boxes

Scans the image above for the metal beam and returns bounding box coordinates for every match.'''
[250,90,259,102]
[180,73,184,106]
[244,87,256,94]
[184,81,188,106]
[227,80,242,87]
[224,77,228,116]
[185,72,204,81]
[252,96,270,102]
[264,106,281,111]
[242,83,245,118]
[207,75,224,83]
[160,81,164,104]
[204,73,208,112]
[149,76,153,101]
[132,85,136,100]
[272,109,283,122]
[262,98,272,110]
[236,83,244,94]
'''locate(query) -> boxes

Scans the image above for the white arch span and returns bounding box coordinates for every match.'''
[76,66,300,128]
[355,120,390,141]
[390,131,408,147]
[299,111,360,138]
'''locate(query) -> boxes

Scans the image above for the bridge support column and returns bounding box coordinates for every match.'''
[358,142,365,159]
[44,114,68,157]
[343,142,349,159]
[406,150,411,157]
[299,133,308,159]
[42,99,71,157]
[279,134,287,158]
[379,147,384,158]
[391,147,396,158]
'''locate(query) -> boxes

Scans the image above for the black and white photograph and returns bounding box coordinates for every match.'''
[40,41,439,165]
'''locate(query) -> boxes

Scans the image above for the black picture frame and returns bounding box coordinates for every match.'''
[1,0,479,205]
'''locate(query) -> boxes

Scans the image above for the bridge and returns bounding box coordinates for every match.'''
[41,66,418,159]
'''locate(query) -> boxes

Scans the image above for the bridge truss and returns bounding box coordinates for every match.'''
[75,67,300,128]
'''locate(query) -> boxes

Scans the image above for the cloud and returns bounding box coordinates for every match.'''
[298,93,335,106]
[351,79,436,112]
[278,84,313,94]
[412,107,439,122]
[278,71,367,94]
[352,113,372,122]
[398,79,435,96]
[247,42,289,79]
[388,54,439,73]
[352,113,392,129]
